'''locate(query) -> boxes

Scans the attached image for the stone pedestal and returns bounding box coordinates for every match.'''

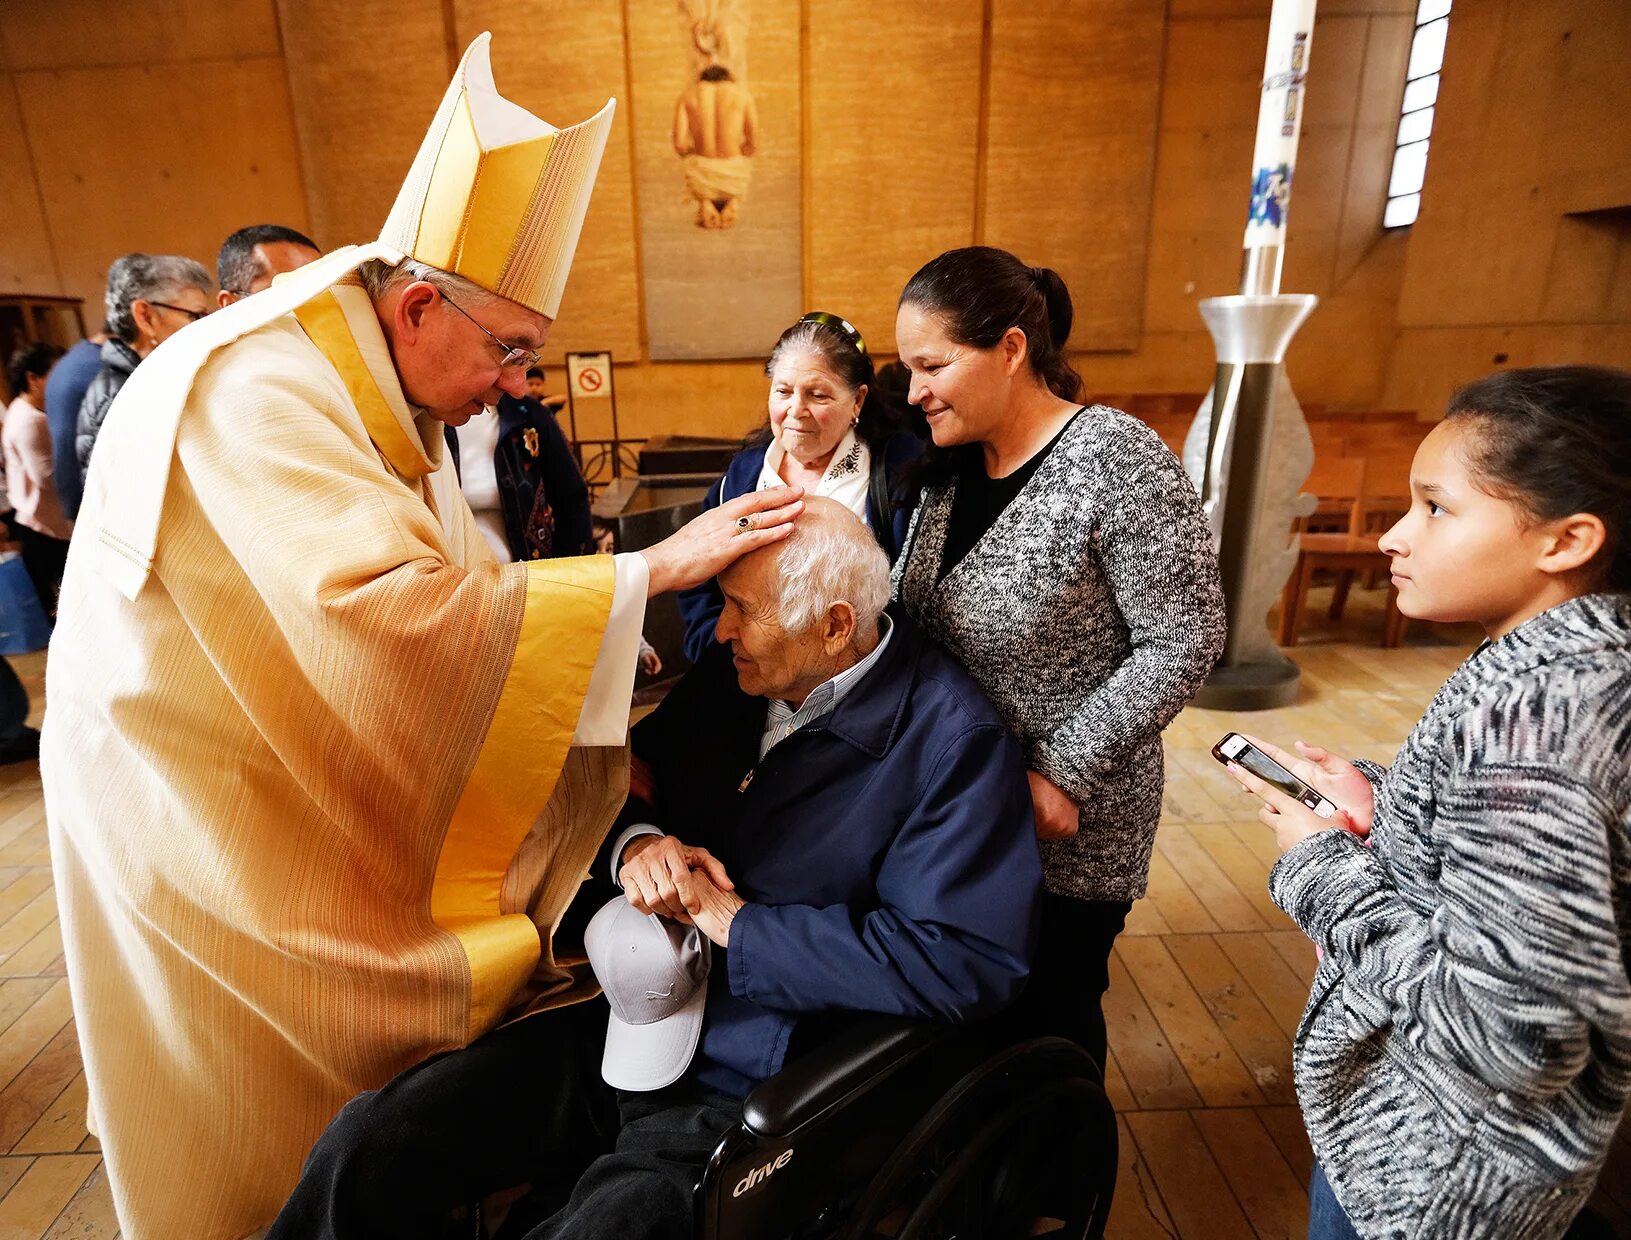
[1181,294,1318,711]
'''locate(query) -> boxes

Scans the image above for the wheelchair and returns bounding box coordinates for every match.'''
[693,1019,1118,1240]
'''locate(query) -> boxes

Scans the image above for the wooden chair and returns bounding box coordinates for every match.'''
[1354,448,1413,531]
[1307,422,1347,459]
[1339,422,1428,457]
[1298,456,1366,533]
[1124,392,1206,416]
[1356,408,1418,423]
[1278,533,1408,648]
[1086,393,1136,409]
[1281,453,1413,646]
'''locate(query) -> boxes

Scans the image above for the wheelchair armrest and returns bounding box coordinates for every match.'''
[740,1017,949,1140]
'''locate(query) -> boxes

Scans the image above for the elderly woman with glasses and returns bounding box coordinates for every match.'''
[677,311,922,663]
[76,252,213,473]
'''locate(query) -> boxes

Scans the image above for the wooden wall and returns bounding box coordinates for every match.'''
[1383,0,1631,417]
[0,0,311,321]
[1,0,1625,439]
[1074,0,1418,408]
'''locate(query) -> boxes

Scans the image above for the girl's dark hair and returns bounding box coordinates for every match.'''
[747,314,904,449]
[6,342,63,400]
[1446,364,1631,591]
[898,246,1082,402]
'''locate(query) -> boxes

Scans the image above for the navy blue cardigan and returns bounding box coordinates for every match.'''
[444,395,594,560]
[618,615,1040,1097]
[676,433,921,664]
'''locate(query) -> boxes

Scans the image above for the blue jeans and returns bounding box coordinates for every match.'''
[1309,1163,1362,1240]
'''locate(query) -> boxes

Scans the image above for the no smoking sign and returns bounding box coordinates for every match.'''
[568,351,613,400]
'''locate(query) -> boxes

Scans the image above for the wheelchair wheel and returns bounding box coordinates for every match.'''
[841,1038,1116,1240]
[893,1079,1113,1239]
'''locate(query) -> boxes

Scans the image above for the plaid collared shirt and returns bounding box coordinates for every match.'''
[758,615,894,760]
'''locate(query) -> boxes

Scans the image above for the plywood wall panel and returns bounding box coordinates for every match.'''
[10,0,1603,429]
[1548,1,1631,186]
[0,0,281,70]
[1140,15,1261,337]
[1170,0,1413,15]
[1332,13,1410,283]
[453,0,640,357]
[1395,0,1631,349]
[1300,14,1367,133]
[0,79,60,295]
[805,0,983,357]
[1077,329,1216,398]
[16,57,310,316]
[982,0,1164,351]
[1160,18,1264,133]
[612,359,768,439]
[277,0,449,252]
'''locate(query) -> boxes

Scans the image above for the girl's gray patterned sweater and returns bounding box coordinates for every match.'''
[1270,592,1631,1239]
[895,406,1225,901]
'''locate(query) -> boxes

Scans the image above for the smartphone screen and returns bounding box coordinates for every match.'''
[1215,733,1303,798]
[1212,732,1340,819]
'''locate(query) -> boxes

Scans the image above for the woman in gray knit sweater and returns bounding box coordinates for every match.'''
[1226,367,1631,1239]
[892,247,1226,1078]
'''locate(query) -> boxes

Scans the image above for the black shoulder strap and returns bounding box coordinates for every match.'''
[869,446,897,559]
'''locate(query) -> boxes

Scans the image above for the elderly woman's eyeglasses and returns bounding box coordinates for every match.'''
[149,301,208,323]
[441,292,542,371]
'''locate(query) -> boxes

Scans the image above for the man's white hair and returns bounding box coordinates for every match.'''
[355,257,499,309]
[773,505,891,635]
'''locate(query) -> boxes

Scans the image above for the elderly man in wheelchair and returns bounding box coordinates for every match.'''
[272,498,1116,1240]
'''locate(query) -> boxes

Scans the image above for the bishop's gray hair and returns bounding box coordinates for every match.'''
[103,253,213,344]
[772,506,891,636]
[356,257,499,310]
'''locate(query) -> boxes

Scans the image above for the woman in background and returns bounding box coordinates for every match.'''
[678,311,919,662]
[3,343,69,613]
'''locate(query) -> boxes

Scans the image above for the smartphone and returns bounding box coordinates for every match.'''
[1211,732,1342,820]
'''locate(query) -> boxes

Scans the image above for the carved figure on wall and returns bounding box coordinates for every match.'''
[672,65,759,229]
[672,0,757,229]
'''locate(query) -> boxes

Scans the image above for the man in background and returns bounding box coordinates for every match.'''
[216,223,321,307]
[42,328,104,520]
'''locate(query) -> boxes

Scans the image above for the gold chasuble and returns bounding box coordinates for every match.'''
[39,34,631,1240]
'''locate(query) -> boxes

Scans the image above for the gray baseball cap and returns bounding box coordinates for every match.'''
[584,896,711,1091]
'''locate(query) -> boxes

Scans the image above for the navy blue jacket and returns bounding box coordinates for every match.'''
[45,338,102,519]
[618,614,1041,1097]
[444,395,594,560]
[676,433,921,664]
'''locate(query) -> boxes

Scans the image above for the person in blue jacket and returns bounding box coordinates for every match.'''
[42,333,103,521]
[272,499,1040,1240]
[444,367,596,562]
[677,312,921,663]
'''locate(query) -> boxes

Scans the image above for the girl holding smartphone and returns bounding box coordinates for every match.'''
[1226,366,1631,1240]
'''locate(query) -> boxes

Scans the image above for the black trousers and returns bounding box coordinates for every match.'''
[1002,892,1132,1079]
[14,525,67,618]
[523,1088,742,1240]
[0,659,28,740]
[266,1002,618,1240]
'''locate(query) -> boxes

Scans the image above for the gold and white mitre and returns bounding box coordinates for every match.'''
[380,32,616,319]
[88,32,617,601]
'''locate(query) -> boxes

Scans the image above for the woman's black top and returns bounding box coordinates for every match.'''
[938,409,1081,580]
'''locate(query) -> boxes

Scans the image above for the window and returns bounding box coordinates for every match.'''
[1385,0,1450,228]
